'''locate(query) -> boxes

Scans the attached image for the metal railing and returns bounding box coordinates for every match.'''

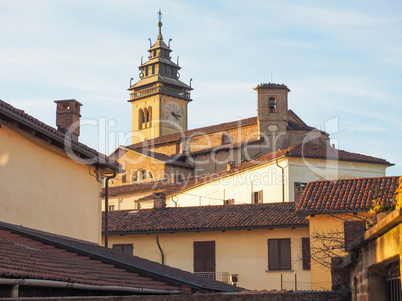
[131,86,191,101]
[194,272,232,284]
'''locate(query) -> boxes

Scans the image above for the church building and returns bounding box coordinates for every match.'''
[109,15,332,189]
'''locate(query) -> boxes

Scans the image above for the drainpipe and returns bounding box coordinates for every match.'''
[11,284,19,298]
[156,233,165,265]
[276,159,285,203]
[104,170,117,248]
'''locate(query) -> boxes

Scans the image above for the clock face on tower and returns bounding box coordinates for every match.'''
[164,101,184,127]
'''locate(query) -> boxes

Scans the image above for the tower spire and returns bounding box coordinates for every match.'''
[157,9,163,40]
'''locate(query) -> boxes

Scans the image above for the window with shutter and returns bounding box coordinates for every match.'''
[193,241,215,273]
[302,237,311,270]
[344,221,366,251]
[268,239,291,271]
[253,190,263,204]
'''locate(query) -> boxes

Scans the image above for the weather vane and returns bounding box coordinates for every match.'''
[158,9,163,22]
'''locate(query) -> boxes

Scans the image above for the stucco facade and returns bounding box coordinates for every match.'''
[103,153,388,211]
[104,226,310,290]
[0,100,118,244]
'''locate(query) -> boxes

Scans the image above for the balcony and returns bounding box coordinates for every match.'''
[130,86,191,101]
[194,272,238,285]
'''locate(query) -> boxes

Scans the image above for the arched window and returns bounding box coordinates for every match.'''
[133,169,154,182]
[268,97,277,113]
[144,108,149,124]
[138,109,144,129]
[222,132,233,145]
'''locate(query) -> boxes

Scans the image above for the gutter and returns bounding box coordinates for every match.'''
[0,278,181,297]
[276,159,285,202]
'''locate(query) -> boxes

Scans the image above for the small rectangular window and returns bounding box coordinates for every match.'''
[122,175,126,183]
[253,190,263,204]
[268,238,291,271]
[112,244,133,255]
[108,205,115,211]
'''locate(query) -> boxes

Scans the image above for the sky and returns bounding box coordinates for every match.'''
[0,0,401,176]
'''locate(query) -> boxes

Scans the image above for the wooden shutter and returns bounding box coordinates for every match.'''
[268,239,291,270]
[280,239,291,270]
[344,221,366,251]
[194,241,215,273]
[302,237,311,270]
[268,239,279,270]
[259,190,263,203]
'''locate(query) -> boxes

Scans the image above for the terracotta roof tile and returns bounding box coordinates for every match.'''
[0,229,179,292]
[0,221,242,293]
[104,202,308,234]
[296,176,400,215]
[127,117,258,148]
[165,143,391,197]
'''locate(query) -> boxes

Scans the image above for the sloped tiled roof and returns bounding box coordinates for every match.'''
[296,176,400,216]
[105,202,307,234]
[0,221,242,293]
[127,117,258,149]
[126,113,319,150]
[285,143,392,165]
[0,100,118,171]
[0,228,179,293]
[164,143,392,197]
[103,178,195,196]
[126,148,194,169]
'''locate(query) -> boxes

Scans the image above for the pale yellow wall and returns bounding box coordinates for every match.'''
[104,227,310,290]
[287,158,386,202]
[308,213,369,290]
[0,125,102,243]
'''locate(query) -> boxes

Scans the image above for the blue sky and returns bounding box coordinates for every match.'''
[1,0,401,176]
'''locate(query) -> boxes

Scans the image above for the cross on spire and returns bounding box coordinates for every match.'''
[157,9,163,40]
[158,9,163,22]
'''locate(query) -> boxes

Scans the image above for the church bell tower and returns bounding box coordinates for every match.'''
[254,83,290,152]
[128,10,193,144]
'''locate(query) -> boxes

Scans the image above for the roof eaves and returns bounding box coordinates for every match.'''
[107,223,309,235]
[0,222,236,293]
[0,104,118,171]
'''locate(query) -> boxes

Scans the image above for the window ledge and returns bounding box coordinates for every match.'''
[265,269,293,273]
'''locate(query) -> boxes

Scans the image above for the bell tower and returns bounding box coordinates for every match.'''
[254,83,290,152]
[128,10,193,144]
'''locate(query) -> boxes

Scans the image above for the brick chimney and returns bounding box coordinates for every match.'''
[54,99,82,141]
[153,192,166,211]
